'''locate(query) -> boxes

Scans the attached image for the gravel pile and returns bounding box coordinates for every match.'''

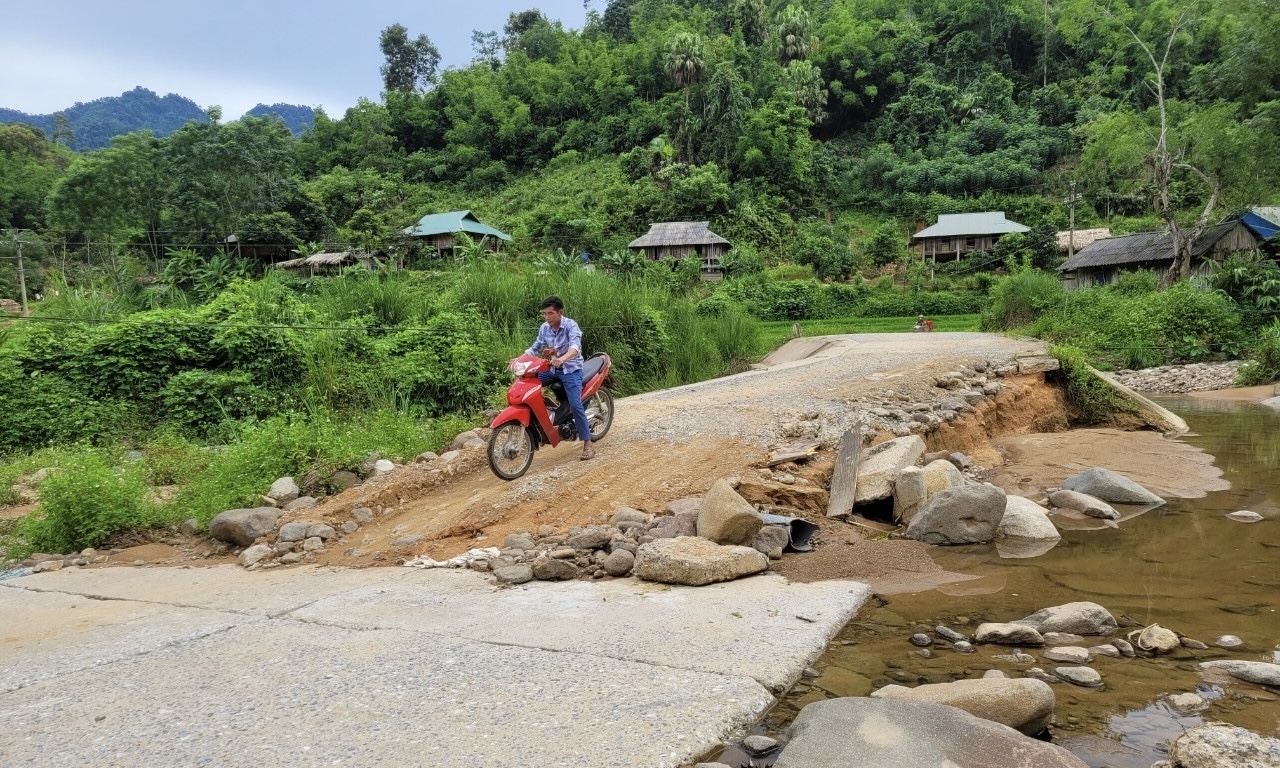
[1112,362,1242,393]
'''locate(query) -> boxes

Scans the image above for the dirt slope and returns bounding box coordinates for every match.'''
[297,333,1056,566]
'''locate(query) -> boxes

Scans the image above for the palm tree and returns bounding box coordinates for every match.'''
[776,4,815,64]
[666,32,706,107]
[783,60,829,124]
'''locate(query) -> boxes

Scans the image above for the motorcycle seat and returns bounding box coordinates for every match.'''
[582,355,606,380]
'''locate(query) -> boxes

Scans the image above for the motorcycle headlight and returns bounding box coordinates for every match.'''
[511,360,534,377]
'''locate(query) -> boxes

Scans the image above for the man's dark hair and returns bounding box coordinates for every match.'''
[540,295,564,311]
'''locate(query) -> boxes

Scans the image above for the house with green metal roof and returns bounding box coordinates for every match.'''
[402,210,512,256]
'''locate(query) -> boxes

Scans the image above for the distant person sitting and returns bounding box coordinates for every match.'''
[914,315,926,332]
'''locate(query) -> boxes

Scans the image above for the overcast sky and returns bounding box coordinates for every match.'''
[3,1,590,118]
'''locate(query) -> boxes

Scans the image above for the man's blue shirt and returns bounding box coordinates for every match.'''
[526,318,584,374]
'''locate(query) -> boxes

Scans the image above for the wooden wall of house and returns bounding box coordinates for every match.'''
[916,235,997,261]
[1207,222,1259,260]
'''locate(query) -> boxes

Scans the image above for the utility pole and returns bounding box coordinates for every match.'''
[13,230,29,316]
[1044,0,1050,88]
[1065,181,1080,260]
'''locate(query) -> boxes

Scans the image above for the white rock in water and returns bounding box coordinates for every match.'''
[1165,724,1280,767]
[1226,510,1264,523]
[1044,646,1092,664]
[1216,635,1245,648]
[1054,666,1103,688]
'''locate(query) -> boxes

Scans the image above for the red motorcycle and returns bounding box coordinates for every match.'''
[487,353,615,480]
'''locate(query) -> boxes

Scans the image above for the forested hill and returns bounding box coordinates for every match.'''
[0,88,314,150]
[3,0,1280,262]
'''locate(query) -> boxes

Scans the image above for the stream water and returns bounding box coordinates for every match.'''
[745,396,1280,768]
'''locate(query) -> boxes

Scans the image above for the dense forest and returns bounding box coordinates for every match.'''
[3,0,1279,265]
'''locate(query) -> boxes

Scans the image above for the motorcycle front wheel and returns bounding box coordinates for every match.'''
[488,421,534,480]
[584,388,614,442]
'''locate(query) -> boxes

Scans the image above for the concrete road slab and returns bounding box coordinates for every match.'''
[0,586,245,693]
[4,564,405,617]
[293,570,870,691]
[0,621,773,768]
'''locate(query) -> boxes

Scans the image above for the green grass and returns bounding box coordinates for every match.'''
[758,314,981,356]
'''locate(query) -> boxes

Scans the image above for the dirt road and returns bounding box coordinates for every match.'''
[299,332,1056,567]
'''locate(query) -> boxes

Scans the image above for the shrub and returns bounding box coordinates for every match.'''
[981,270,1065,330]
[860,290,984,318]
[12,452,163,556]
[0,357,131,453]
[1238,321,1280,386]
[161,370,275,436]
[142,430,213,486]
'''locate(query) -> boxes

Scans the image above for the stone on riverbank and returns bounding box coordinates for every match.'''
[209,507,282,547]
[975,623,1045,646]
[922,459,965,495]
[773,698,1087,768]
[854,436,926,503]
[1043,646,1092,664]
[602,549,635,576]
[1200,660,1280,687]
[1227,510,1264,523]
[1049,490,1119,520]
[1153,723,1280,768]
[1014,602,1118,636]
[268,476,299,504]
[870,678,1056,735]
[1054,667,1103,688]
[892,466,927,524]
[998,496,1061,543]
[633,537,768,586]
[905,485,1007,545]
[1062,467,1164,505]
[1134,623,1180,654]
[494,564,534,584]
[697,479,763,545]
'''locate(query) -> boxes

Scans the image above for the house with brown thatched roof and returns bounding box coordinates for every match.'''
[275,252,377,276]
[628,221,730,280]
[1058,220,1259,288]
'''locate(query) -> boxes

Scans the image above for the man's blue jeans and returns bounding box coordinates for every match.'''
[538,369,591,442]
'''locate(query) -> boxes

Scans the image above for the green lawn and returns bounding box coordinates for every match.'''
[757,314,982,355]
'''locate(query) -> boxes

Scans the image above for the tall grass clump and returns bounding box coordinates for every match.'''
[980,270,1065,330]
[174,410,470,524]
[9,451,166,556]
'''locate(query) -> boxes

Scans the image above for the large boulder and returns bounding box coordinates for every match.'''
[773,698,1087,768]
[998,496,1062,542]
[855,436,926,504]
[1156,724,1280,768]
[1062,467,1163,505]
[1014,602,1117,636]
[870,678,1056,736]
[892,466,927,524]
[1049,490,1119,520]
[633,537,768,586]
[209,507,282,547]
[905,484,1007,545]
[696,479,763,545]
[921,459,965,495]
[1200,660,1280,687]
[268,476,300,504]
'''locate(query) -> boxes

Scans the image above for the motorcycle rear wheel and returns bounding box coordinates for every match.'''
[584,388,614,442]
[488,421,534,480]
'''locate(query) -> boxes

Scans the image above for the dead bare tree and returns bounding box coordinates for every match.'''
[1113,1,1219,284]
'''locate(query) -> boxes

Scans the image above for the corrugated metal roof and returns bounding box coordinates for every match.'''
[629,221,730,248]
[1243,209,1280,240]
[1058,222,1240,271]
[912,212,1029,239]
[403,210,512,241]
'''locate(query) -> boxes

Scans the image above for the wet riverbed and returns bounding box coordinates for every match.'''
[762,396,1280,767]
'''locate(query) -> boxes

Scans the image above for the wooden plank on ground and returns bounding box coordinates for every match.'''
[765,440,822,467]
[826,428,863,518]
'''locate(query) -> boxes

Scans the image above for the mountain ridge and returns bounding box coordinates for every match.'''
[0,86,315,150]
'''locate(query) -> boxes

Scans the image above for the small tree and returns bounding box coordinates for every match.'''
[379,24,441,92]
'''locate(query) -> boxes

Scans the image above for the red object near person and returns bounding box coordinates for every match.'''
[486,353,615,480]
[925,319,934,332]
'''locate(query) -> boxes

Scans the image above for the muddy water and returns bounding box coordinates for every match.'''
[769,396,1280,768]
